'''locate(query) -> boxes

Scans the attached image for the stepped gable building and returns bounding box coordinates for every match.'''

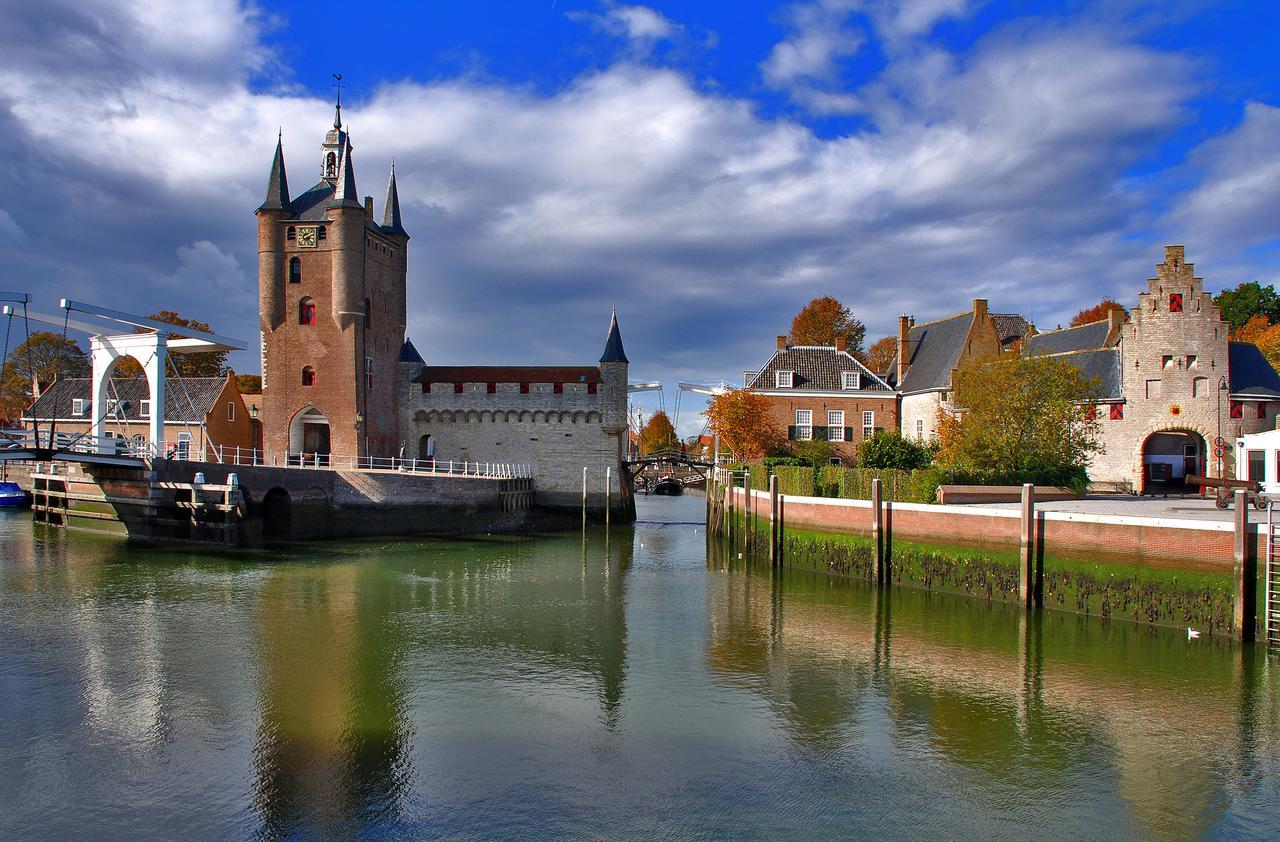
[255,100,408,460]
[744,336,897,464]
[890,300,1030,442]
[399,312,632,511]
[254,103,634,518]
[1029,245,1280,492]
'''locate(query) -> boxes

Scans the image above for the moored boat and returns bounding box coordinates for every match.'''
[0,481,30,508]
[653,476,683,496]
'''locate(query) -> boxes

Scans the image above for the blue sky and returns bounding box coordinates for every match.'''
[3,0,1280,435]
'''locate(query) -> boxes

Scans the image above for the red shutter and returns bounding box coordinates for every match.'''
[487,382,496,394]
[1109,404,1123,421]
[1258,402,1267,420]
[1169,293,1183,313]
[454,383,464,394]
[520,382,530,394]
[1230,400,1243,419]
[588,383,597,395]
[554,383,563,394]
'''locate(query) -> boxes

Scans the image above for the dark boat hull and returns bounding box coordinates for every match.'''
[652,478,683,496]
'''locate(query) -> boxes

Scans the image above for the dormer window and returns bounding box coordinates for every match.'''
[776,370,794,388]
[139,400,151,419]
[72,399,85,416]
[841,371,860,390]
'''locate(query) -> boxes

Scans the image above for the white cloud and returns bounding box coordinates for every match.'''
[0,209,25,242]
[761,0,864,111]
[570,4,681,49]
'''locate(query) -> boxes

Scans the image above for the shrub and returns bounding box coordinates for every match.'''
[858,430,934,471]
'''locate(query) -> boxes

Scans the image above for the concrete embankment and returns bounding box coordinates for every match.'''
[710,479,1262,639]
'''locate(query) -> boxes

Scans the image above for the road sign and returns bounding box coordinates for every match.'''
[1215,436,1226,448]
[1215,446,1226,458]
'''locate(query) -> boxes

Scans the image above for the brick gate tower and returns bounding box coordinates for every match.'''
[255,99,408,461]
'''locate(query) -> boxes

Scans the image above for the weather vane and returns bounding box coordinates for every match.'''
[332,72,344,128]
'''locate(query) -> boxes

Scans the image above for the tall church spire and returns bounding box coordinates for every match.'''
[258,132,290,212]
[328,133,363,209]
[381,163,407,235]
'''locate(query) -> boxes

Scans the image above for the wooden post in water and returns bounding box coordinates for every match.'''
[605,466,612,528]
[777,495,785,566]
[769,474,779,566]
[743,469,751,554]
[1234,488,1257,641]
[1018,483,1037,608]
[871,478,883,584]
[582,467,588,529]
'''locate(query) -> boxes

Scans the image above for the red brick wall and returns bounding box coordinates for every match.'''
[757,394,899,464]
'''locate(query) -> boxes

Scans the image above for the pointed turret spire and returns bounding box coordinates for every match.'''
[381,162,407,235]
[258,132,291,212]
[600,309,629,363]
[327,132,363,209]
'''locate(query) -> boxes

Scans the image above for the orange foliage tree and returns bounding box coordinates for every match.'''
[789,296,865,354]
[704,388,783,461]
[862,336,897,375]
[637,411,679,455]
[1069,298,1127,327]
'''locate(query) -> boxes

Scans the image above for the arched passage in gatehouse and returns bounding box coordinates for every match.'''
[1140,429,1206,493]
[418,434,435,460]
[288,406,331,459]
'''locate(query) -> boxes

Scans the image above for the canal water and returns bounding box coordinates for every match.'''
[1,495,1278,840]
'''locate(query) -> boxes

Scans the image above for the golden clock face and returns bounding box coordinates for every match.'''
[297,226,318,248]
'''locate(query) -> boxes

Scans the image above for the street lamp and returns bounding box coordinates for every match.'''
[1216,375,1229,478]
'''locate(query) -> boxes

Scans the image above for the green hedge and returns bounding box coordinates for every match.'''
[741,462,945,504]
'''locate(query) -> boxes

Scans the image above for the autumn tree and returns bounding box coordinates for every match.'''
[863,336,897,375]
[637,410,679,455]
[936,354,1102,489]
[236,374,263,395]
[1214,282,1280,332]
[1069,298,1127,327]
[0,332,90,420]
[704,388,783,461]
[114,311,229,379]
[788,296,866,354]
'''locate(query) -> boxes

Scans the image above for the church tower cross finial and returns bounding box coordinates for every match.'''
[332,72,344,128]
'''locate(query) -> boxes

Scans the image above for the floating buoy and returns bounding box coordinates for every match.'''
[1187,627,1201,640]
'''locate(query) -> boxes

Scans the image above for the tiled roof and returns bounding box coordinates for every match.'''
[1049,349,1123,401]
[1026,320,1111,356]
[992,314,1031,347]
[897,312,971,393]
[23,378,228,423]
[1229,343,1280,399]
[746,346,892,392]
[413,366,602,384]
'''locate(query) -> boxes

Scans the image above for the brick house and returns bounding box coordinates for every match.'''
[1028,245,1280,492]
[745,337,897,464]
[23,373,255,460]
[890,299,1030,442]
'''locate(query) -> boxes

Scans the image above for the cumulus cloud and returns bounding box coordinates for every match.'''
[0,0,1274,418]
[761,0,864,112]
[569,4,681,50]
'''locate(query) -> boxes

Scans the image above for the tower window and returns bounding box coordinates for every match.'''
[364,297,372,330]
[289,257,301,284]
[286,226,295,241]
[299,297,316,325]
[325,152,337,179]
[302,366,316,387]
[317,227,326,241]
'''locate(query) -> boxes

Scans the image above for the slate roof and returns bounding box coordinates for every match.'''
[600,311,629,364]
[413,366,602,384]
[992,314,1032,348]
[1229,342,1280,399]
[399,339,425,364]
[1026,319,1112,356]
[289,181,337,221]
[1047,349,1123,401]
[258,135,290,212]
[23,378,229,423]
[746,346,893,392]
[896,312,972,393]
[382,166,407,236]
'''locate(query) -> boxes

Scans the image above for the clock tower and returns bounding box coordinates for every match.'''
[255,101,409,463]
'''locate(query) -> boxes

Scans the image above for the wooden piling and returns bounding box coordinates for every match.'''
[768,474,778,566]
[1234,488,1257,641]
[1018,483,1038,608]
[605,466,611,528]
[582,467,587,529]
[777,495,785,566]
[743,470,751,553]
[871,478,883,584]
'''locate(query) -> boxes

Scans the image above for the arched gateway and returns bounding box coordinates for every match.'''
[1139,429,1206,493]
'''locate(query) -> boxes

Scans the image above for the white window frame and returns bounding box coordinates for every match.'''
[176,432,192,460]
[795,409,812,440]
[106,398,120,418]
[841,371,860,390]
[72,398,85,416]
[776,370,794,388]
[862,410,875,440]
[827,410,845,441]
[916,419,924,440]
[139,400,151,419]
[227,402,235,422]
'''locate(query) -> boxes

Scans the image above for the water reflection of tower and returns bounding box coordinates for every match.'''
[252,563,411,839]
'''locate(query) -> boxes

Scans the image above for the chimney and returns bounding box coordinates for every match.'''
[364,196,374,219]
[897,315,911,385]
[972,298,988,321]
[776,335,787,350]
[835,336,847,353]
[1106,305,1126,343]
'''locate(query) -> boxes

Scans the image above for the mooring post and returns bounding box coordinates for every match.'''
[743,469,751,553]
[1234,488,1257,641]
[724,481,732,545]
[778,495,785,566]
[1019,483,1037,608]
[769,474,778,566]
[871,478,883,584]
[605,466,612,528]
[582,467,588,529]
